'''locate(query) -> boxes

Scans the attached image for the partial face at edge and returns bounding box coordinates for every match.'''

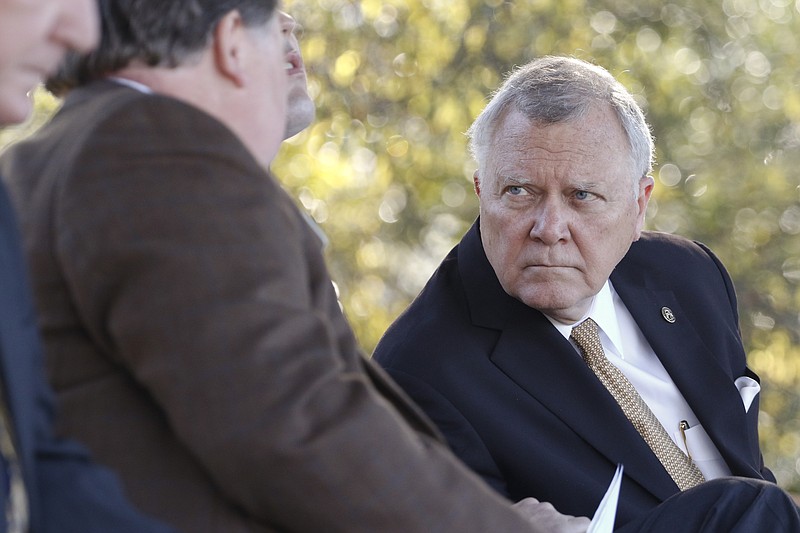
[239,10,289,167]
[280,11,314,139]
[475,105,653,324]
[0,0,98,125]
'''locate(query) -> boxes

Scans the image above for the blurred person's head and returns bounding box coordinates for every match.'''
[47,0,294,166]
[467,56,655,323]
[66,0,281,74]
[47,7,313,143]
[54,0,288,167]
[0,0,98,125]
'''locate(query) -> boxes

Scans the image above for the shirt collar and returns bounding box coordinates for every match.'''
[107,76,153,94]
[544,281,625,356]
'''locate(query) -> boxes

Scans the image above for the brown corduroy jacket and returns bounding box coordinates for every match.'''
[1,80,535,532]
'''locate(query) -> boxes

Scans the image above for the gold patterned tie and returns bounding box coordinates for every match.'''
[570,318,705,491]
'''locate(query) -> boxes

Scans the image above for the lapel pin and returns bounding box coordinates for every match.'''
[661,306,676,323]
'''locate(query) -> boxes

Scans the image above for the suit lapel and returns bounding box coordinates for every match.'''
[610,273,759,478]
[459,221,678,501]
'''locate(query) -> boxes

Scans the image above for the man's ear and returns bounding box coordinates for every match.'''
[213,10,247,87]
[473,170,481,196]
[633,175,655,240]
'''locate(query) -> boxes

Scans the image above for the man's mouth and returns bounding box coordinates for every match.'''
[284,51,304,76]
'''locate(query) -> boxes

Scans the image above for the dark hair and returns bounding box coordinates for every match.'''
[46,0,278,94]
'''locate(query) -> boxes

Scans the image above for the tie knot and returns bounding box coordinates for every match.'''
[570,318,603,364]
[571,317,600,342]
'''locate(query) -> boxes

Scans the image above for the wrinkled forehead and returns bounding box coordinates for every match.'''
[490,105,631,157]
[482,106,640,190]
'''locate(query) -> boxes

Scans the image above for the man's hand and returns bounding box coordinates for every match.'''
[512,498,591,533]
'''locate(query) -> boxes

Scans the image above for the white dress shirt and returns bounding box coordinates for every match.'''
[546,281,732,480]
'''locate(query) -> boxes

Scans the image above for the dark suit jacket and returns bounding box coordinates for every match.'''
[374,219,775,528]
[0,81,537,532]
[0,181,172,533]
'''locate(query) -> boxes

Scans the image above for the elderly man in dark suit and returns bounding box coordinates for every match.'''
[374,56,799,530]
[0,0,173,531]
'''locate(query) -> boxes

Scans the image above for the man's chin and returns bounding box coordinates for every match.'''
[514,289,591,324]
[284,99,315,139]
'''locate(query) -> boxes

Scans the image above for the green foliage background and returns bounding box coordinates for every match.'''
[2,0,798,493]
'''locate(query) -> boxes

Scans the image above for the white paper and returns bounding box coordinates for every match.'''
[587,464,623,533]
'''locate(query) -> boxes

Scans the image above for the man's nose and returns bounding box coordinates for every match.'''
[528,199,570,245]
[280,12,301,54]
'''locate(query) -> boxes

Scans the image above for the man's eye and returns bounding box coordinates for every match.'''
[575,190,592,200]
[507,186,524,195]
